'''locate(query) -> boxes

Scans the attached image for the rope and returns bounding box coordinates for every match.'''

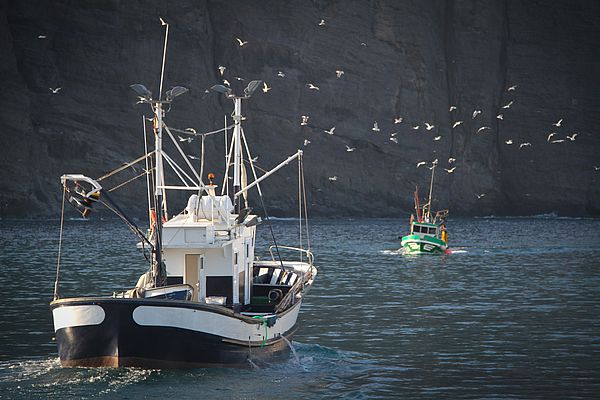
[107,169,150,192]
[96,152,153,182]
[53,185,66,301]
[252,316,268,348]
[167,124,235,138]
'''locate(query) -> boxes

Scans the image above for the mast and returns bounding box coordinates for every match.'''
[426,160,437,221]
[232,97,242,214]
[153,101,165,287]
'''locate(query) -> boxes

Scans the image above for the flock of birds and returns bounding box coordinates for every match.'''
[37,16,598,205]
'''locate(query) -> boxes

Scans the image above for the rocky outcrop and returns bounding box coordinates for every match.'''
[1,0,599,218]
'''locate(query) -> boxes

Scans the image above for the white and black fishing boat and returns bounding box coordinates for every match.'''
[50,34,316,368]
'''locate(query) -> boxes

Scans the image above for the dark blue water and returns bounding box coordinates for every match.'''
[1,217,600,399]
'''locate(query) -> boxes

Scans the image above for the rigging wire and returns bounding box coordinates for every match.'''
[53,185,66,301]
[301,156,311,250]
[143,116,153,232]
[96,152,154,182]
[298,155,303,263]
[108,169,152,192]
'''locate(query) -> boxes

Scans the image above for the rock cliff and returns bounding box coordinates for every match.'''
[1,0,599,218]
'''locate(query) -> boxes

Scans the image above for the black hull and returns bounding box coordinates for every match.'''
[51,298,296,368]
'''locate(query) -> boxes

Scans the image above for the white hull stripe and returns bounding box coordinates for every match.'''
[132,302,301,342]
[53,305,105,331]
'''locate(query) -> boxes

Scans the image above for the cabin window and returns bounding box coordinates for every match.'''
[429,227,437,234]
[413,225,421,233]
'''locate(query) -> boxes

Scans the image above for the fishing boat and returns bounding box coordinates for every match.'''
[401,160,449,254]
[50,29,316,368]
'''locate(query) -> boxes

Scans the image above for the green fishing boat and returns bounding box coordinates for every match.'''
[401,160,449,254]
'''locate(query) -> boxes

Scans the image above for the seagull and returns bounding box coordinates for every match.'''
[345,145,355,152]
[307,83,320,91]
[301,115,309,126]
[49,87,61,94]
[372,122,380,132]
[552,118,563,127]
[185,127,197,134]
[187,154,200,160]
[390,137,398,144]
[277,71,285,78]
[159,17,167,26]
[218,65,226,76]
[507,84,518,91]
[394,117,403,124]
[416,161,426,168]
[449,106,457,112]
[223,79,231,87]
[593,166,600,171]
[303,139,311,146]
[233,76,244,81]
[502,100,514,109]
[178,135,193,143]
[335,69,344,78]
[452,121,463,128]
[250,156,259,162]
[425,122,435,130]
[444,167,456,173]
[476,193,486,199]
[496,114,504,120]
[390,132,399,137]
[433,136,442,141]
[37,35,47,39]
[360,42,367,46]
[547,132,557,142]
[328,176,338,181]
[324,126,336,135]
[318,19,326,26]
[505,139,513,145]
[412,125,420,130]
[236,37,248,47]
[477,126,491,133]
[448,157,456,163]
[519,142,532,149]
[472,110,482,119]
[262,82,271,93]
[567,133,578,141]
[551,139,565,144]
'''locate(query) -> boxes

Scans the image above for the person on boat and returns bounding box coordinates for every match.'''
[440,223,448,243]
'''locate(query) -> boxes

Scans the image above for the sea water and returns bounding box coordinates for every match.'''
[1,217,599,399]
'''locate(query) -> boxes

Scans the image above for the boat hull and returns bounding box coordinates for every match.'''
[50,298,300,368]
[401,235,447,254]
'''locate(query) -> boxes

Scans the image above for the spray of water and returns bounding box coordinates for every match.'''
[281,336,300,364]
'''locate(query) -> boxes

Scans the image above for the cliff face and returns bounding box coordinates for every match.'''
[1,0,599,218]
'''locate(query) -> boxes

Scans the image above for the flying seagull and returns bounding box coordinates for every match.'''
[303,139,311,146]
[433,136,442,141]
[335,69,344,78]
[519,142,531,149]
[416,161,426,168]
[449,106,457,112]
[262,82,271,93]
[390,137,398,144]
[185,127,197,134]
[223,79,231,87]
[547,132,557,142]
[567,133,578,141]
[178,135,193,143]
[318,19,326,26]
[37,35,47,39]
[159,17,167,26]
[551,139,565,144]
[328,176,338,181]
[412,125,420,130]
[187,154,200,160]
[372,121,380,132]
[307,83,320,91]
[452,121,463,128]
[476,193,486,199]
[324,126,336,135]
[444,167,456,173]
[394,117,403,124]
[277,71,285,78]
[236,37,248,47]
[502,100,514,109]
[448,157,456,163]
[301,115,309,126]
[472,110,482,119]
[49,87,61,94]
[507,84,518,91]
[425,122,435,130]
[345,145,355,152]
[505,139,513,145]
[477,126,491,133]
[218,65,226,76]
[553,118,563,127]
[496,114,504,120]
[390,132,399,137]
